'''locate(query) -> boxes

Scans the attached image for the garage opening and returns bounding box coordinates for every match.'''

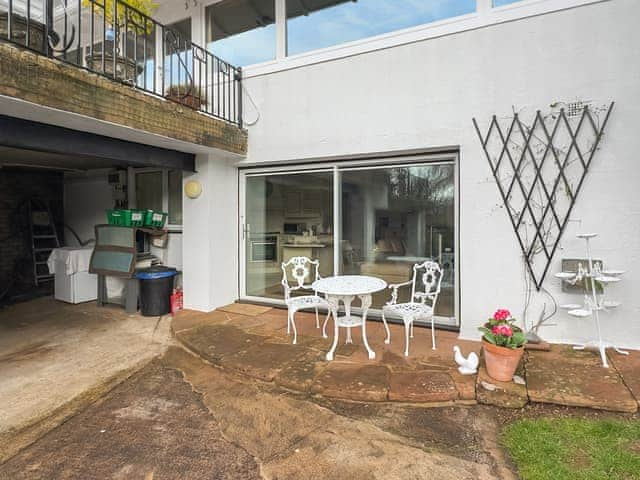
[0,115,193,307]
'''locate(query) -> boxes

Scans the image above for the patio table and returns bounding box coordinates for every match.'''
[312,275,387,361]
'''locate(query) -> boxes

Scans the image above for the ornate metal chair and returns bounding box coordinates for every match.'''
[281,256,331,345]
[381,261,443,356]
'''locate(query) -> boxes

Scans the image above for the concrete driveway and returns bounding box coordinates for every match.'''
[0,297,172,462]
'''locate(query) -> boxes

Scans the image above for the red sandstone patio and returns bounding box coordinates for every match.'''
[172,304,640,414]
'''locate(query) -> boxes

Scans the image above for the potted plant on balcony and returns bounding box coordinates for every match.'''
[83,0,158,80]
[478,309,527,382]
[165,84,207,110]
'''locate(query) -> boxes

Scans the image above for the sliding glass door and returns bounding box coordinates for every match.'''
[240,157,458,326]
[340,164,455,321]
[242,170,334,299]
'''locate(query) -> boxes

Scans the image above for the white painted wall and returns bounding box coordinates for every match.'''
[232,0,640,348]
[182,154,239,311]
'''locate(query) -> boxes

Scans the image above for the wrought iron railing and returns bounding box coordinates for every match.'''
[0,0,242,127]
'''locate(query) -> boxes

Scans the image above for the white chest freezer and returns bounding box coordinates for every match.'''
[48,247,97,304]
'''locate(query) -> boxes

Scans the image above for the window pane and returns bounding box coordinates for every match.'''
[168,170,183,225]
[493,0,522,6]
[286,0,476,56]
[206,0,276,66]
[341,164,455,321]
[135,172,163,212]
[164,18,193,95]
[245,171,334,299]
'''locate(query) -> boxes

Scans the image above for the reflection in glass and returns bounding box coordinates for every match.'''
[206,0,276,66]
[163,18,193,97]
[493,0,522,6]
[340,165,455,321]
[135,171,163,212]
[245,172,333,299]
[168,170,183,225]
[286,0,476,56]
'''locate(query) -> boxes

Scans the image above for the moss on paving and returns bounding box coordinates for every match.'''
[502,418,640,480]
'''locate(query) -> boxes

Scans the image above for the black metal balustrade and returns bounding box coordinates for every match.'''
[0,0,242,127]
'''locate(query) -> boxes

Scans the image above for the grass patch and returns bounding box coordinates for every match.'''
[502,418,640,480]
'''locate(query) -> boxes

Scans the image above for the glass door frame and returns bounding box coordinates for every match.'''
[238,152,460,328]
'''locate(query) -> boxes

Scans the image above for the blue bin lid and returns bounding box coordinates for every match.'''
[136,267,177,280]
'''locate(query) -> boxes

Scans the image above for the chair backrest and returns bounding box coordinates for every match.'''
[281,256,321,299]
[410,260,442,307]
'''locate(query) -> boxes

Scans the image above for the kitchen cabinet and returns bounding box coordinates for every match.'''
[284,190,323,217]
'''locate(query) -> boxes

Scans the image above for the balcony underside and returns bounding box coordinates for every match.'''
[0,42,247,156]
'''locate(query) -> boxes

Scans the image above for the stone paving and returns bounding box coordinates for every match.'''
[2,347,513,479]
[173,305,640,413]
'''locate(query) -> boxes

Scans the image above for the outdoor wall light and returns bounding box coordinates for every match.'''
[185,180,202,199]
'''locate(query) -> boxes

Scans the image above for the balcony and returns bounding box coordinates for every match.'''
[0,0,246,154]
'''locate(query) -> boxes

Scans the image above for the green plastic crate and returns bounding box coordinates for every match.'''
[107,209,144,227]
[107,209,123,225]
[143,210,167,228]
[124,210,144,227]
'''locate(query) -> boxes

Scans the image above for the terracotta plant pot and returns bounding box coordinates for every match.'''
[165,93,205,110]
[482,339,524,382]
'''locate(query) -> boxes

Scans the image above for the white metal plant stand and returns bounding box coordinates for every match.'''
[312,275,387,361]
[554,233,628,368]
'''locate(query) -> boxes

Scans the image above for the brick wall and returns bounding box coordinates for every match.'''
[0,170,63,289]
[0,42,248,155]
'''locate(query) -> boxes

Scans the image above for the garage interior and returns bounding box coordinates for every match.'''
[0,114,192,308]
[0,114,195,457]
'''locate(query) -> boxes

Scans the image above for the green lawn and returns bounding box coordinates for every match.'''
[502,418,640,480]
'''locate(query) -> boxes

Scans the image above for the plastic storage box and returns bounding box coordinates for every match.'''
[143,210,168,228]
[107,209,144,227]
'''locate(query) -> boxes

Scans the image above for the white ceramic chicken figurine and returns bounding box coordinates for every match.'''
[453,346,479,375]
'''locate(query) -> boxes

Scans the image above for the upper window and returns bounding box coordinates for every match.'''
[286,0,476,56]
[164,18,193,91]
[206,0,276,66]
[493,0,523,6]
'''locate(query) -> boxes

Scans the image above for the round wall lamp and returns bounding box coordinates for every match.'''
[185,180,202,199]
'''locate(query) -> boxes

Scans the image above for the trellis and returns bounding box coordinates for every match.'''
[473,102,614,290]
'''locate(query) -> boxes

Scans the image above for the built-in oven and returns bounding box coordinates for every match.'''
[283,223,304,234]
[249,233,278,263]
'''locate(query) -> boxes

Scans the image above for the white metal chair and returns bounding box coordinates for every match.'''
[381,260,443,356]
[281,256,331,345]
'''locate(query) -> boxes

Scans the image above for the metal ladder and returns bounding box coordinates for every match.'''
[28,199,60,286]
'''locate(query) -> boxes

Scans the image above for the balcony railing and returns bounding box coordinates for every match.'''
[0,0,242,127]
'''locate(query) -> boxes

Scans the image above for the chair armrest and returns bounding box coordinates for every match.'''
[282,282,291,300]
[414,292,438,305]
[387,280,413,290]
[386,280,413,305]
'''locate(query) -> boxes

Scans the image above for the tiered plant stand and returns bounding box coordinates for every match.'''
[555,233,628,368]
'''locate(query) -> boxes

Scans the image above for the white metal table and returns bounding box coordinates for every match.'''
[312,275,387,361]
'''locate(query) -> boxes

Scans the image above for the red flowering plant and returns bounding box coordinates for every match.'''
[478,309,526,349]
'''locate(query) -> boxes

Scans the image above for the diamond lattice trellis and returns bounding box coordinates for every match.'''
[473,102,614,290]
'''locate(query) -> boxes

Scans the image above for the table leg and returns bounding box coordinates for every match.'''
[359,294,375,360]
[344,295,354,344]
[326,295,341,361]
